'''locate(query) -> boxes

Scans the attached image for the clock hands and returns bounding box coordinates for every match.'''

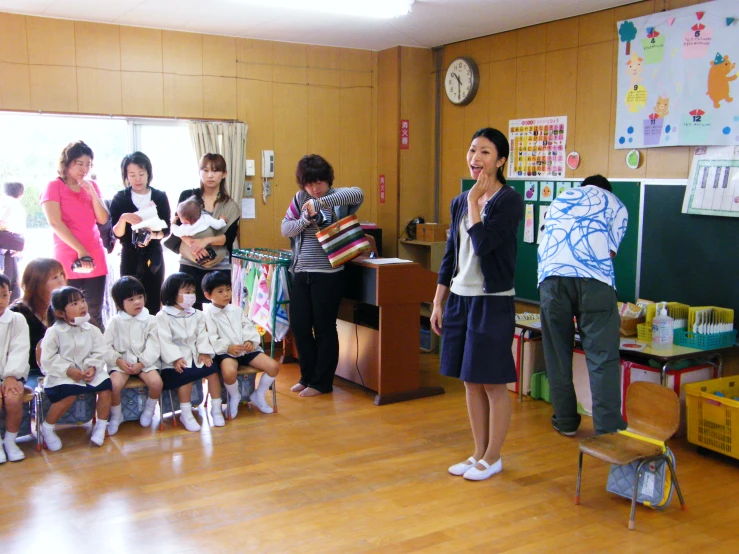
[451,72,462,100]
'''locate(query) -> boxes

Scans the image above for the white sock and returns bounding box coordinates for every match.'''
[3,431,24,462]
[225,381,241,398]
[256,374,276,394]
[91,419,108,446]
[210,399,225,426]
[225,381,241,417]
[107,404,123,435]
[179,402,201,432]
[140,397,158,427]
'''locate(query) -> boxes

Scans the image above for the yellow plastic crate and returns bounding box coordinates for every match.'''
[684,376,739,459]
[637,323,652,342]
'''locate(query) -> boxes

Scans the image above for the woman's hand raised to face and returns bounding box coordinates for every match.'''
[78,180,99,198]
[467,170,492,205]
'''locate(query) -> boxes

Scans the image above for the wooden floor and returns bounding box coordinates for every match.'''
[2,353,738,553]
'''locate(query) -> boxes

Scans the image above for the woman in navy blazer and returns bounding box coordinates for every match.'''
[431,128,524,481]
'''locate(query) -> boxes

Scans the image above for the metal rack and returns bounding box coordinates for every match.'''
[231,248,292,411]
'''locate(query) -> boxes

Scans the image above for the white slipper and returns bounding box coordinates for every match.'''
[463,458,503,481]
[448,456,477,476]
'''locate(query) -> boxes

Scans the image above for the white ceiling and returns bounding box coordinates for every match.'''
[0,0,635,50]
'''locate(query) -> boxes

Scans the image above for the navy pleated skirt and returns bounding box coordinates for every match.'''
[440,293,517,385]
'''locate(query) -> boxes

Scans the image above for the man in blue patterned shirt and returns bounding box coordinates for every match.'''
[537,175,628,436]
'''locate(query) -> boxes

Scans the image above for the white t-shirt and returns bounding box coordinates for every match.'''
[131,189,152,210]
[537,185,628,288]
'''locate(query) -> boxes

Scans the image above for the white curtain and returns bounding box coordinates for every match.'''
[188,121,248,202]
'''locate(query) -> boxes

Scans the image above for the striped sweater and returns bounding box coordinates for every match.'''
[281,187,364,272]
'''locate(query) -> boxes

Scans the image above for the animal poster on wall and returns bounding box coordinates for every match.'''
[616,1,738,149]
[508,116,568,178]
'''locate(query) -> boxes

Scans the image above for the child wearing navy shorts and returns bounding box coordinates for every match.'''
[39,286,112,450]
[202,271,279,416]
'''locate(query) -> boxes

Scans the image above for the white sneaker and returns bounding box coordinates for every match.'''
[249,391,274,414]
[0,444,6,463]
[179,408,201,432]
[228,390,242,419]
[91,419,107,446]
[41,423,63,452]
[211,407,226,427]
[3,437,25,462]
[139,401,157,428]
[107,409,123,436]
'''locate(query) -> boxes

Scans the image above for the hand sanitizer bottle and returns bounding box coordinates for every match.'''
[652,302,674,350]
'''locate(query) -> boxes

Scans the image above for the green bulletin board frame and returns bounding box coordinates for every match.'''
[461,178,640,304]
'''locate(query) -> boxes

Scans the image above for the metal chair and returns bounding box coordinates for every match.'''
[575,381,686,530]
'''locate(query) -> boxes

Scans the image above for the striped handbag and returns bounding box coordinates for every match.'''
[315,214,371,268]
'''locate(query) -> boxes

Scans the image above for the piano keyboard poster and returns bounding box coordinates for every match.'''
[683,145,739,216]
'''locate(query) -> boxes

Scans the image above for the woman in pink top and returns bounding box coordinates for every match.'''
[40,140,109,330]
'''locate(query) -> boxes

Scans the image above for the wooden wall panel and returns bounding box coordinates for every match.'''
[29,65,77,112]
[546,18,579,51]
[489,30,517,62]
[203,76,237,119]
[574,41,614,178]
[0,13,28,64]
[399,47,434,228]
[487,59,517,136]
[27,17,75,66]
[377,47,400,255]
[0,63,31,110]
[203,35,236,77]
[120,27,162,72]
[515,54,546,118]
[517,24,547,57]
[341,87,374,222]
[163,31,202,75]
[75,22,120,71]
[121,72,164,116]
[578,10,615,45]
[163,74,203,118]
[545,48,578,178]
[77,68,122,114]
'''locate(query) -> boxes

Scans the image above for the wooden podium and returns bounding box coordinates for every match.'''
[335,259,444,405]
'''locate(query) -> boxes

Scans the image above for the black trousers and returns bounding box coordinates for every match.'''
[290,271,345,393]
[68,275,107,331]
[120,247,165,314]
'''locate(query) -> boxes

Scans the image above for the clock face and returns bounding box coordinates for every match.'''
[445,57,479,106]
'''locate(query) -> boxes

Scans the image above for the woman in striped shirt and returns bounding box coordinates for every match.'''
[281,155,364,397]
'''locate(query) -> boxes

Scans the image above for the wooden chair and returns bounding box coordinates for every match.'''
[575,381,686,530]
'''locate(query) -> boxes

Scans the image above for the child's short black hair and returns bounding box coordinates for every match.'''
[111,276,146,311]
[160,272,196,307]
[51,286,85,313]
[201,270,231,294]
[581,174,612,192]
[0,272,10,291]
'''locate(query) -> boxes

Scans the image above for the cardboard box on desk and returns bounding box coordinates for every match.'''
[620,315,645,337]
[417,223,448,242]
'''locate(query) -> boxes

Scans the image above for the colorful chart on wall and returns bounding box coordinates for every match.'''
[508,116,567,178]
[682,145,739,216]
[615,1,739,149]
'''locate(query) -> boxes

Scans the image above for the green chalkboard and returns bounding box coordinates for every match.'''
[461,178,640,304]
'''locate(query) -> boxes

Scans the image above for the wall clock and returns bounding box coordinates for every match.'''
[445,57,479,106]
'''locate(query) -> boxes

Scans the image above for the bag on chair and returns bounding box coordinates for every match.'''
[315,214,370,268]
[606,446,676,508]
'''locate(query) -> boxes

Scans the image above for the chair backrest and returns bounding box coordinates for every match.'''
[625,381,680,441]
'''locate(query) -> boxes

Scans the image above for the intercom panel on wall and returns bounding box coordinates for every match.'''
[262,150,274,178]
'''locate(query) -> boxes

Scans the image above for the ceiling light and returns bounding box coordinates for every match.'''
[237,0,414,19]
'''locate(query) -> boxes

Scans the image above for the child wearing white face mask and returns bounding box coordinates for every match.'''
[39,286,113,450]
[156,272,218,431]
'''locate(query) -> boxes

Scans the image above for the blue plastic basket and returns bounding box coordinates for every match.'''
[673,329,737,350]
